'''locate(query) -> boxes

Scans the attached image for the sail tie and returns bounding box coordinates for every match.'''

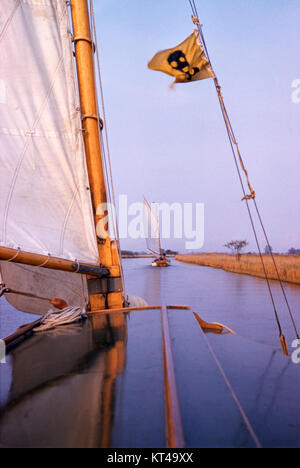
[36,254,51,268]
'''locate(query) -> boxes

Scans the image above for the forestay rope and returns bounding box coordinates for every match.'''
[188,0,299,354]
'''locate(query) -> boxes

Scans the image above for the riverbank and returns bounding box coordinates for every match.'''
[122,254,153,258]
[122,254,176,259]
[176,253,300,285]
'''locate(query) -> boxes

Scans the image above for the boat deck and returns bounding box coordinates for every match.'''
[1,302,300,448]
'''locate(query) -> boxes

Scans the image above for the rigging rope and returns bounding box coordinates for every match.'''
[188,0,299,351]
[33,306,87,333]
[200,327,262,448]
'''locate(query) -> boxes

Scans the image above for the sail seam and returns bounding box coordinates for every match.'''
[0,128,74,138]
[2,55,65,244]
[0,0,21,46]
[1,0,68,245]
[59,184,79,258]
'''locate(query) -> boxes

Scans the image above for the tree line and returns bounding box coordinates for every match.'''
[224,240,300,259]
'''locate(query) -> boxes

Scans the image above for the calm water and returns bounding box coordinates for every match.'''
[124,258,300,349]
[1,258,300,448]
[2,258,300,347]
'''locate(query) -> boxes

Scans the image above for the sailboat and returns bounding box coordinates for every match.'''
[0,0,186,449]
[1,0,299,450]
[143,198,171,267]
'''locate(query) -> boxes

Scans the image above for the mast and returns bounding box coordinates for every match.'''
[69,0,123,311]
[156,206,162,257]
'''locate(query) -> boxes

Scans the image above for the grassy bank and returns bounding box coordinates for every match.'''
[176,253,300,285]
[122,254,153,258]
[122,254,177,259]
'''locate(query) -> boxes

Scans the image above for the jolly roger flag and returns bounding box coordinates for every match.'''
[148,31,214,84]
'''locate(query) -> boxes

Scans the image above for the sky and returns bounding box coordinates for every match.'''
[93,0,300,253]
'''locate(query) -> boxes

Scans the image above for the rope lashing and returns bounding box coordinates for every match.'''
[36,254,51,268]
[6,249,21,262]
[73,261,81,274]
[192,16,202,27]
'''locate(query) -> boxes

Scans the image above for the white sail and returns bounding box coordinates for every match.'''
[0,0,99,265]
[143,198,161,256]
[0,261,89,315]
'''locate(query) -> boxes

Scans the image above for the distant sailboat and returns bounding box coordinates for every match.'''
[143,198,171,267]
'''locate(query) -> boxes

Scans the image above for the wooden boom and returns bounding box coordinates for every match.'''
[0,246,119,277]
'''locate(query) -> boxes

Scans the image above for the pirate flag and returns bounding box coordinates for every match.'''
[148,31,214,84]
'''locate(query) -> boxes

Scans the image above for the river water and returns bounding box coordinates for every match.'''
[2,258,300,346]
[1,258,300,448]
[124,258,300,349]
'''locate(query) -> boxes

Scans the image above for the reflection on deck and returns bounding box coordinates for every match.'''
[2,257,300,448]
[0,310,165,448]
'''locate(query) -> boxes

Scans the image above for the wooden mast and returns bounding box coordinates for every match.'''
[69,0,123,311]
[156,205,162,257]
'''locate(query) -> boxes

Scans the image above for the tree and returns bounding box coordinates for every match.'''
[225,240,249,261]
[265,245,273,254]
[165,249,178,256]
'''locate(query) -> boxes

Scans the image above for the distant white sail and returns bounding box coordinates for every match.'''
[143,198,161,256]
[0,0,99,265]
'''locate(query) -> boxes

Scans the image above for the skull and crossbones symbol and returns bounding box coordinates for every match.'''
[168,50,200,81]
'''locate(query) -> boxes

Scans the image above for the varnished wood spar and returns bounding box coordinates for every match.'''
[3,318,42,351]
[91,304,187,447]
[161,306,185,448]
[89,306,162,315]
[90,305,191,315]
[70,0,123,310]
[0,246,119,277]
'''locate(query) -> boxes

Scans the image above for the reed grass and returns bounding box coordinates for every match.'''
[176,253,300,285]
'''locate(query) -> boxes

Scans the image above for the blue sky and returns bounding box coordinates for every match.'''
[93,0,300,253]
